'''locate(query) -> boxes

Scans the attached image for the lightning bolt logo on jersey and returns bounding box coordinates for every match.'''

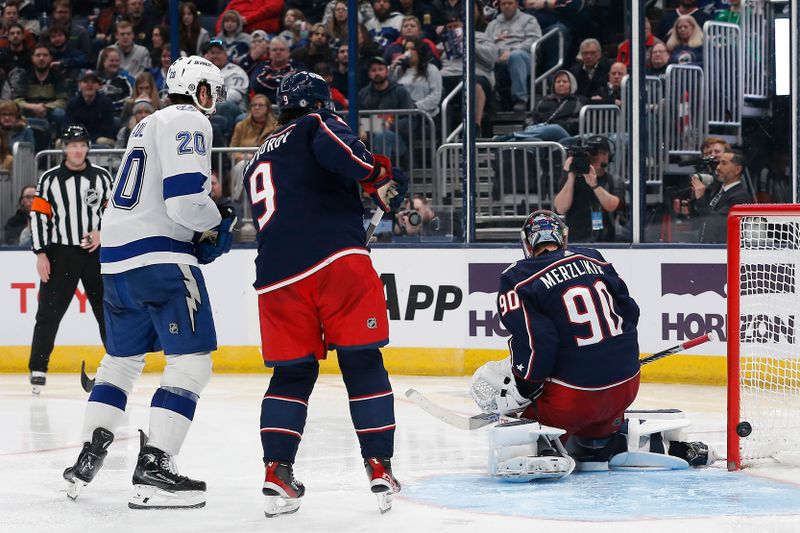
[243,108,381,293]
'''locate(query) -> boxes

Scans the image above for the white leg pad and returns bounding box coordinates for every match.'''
[489,420,574,481]
[80,354,145,441]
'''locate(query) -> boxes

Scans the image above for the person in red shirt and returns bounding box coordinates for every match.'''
[214,0,284,35]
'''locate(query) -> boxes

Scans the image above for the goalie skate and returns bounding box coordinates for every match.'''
[495,453,576,482]
[263,461,304,518]
[365,457,400,514]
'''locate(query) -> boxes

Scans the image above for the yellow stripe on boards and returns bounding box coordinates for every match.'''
[0,346,728,385]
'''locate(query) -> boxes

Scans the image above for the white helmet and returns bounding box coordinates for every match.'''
[165,55,226,115]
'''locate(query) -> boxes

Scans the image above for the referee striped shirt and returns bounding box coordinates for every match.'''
[30,159,114,253]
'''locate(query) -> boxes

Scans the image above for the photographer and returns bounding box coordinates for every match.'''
[692,149,752,244]
[553,135,624,242]
[394,194,438,237]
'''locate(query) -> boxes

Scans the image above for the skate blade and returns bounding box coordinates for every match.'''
[375,491,394,514]
[65,478,86,501]
[128,485,206,510]
[264,495,301,518]
[32,386,42,396]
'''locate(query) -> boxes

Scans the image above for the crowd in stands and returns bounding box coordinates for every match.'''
[0,0,789,246]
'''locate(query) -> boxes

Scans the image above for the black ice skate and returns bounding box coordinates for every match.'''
[128,430,206,509]
[30,371,46,396]
[262,461,305,518]
[364,457,400,514]
[669,441,718,467]
[63,427,114,501]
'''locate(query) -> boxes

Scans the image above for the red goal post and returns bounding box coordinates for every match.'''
[727,204,800,471]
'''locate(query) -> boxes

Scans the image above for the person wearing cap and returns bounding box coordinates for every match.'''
[65,70,117,146]
[238,29,270,75]
[115,96,154,148]
[553,134,625,243]
[202,38,250,143]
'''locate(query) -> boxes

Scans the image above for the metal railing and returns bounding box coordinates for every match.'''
[441,81,463,143]
[645,76,666,185]
[529,27,565,113]
[664,64,706,157]
[436,141,566,241]
[704,21,743,143]
[578,104,624,184]
[0,142,36,244]
[742,0,770,99]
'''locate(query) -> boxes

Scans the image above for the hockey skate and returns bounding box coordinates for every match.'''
[669,441,718,467]
[30,371,46,396]
[262,461,304,518]
[63,427,114,501]
[364,457,400,514]
[128,430,206,509]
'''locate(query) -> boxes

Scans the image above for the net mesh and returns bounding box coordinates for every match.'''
[738,215,800,465]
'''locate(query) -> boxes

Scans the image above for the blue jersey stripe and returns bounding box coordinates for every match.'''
[151,386,198,420]
[163,172,206,200]
[88,383,128,410]
[100,236,194,263]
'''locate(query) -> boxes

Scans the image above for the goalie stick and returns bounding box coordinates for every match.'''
[407,333,714,431]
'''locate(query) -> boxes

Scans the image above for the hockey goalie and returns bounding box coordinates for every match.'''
[470,210,717,482]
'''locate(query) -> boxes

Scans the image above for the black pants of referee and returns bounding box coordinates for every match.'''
[28,244,106,373]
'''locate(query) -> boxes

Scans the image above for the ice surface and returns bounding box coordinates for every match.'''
[1,374,799,533]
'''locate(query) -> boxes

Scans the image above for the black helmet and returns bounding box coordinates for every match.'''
[61,124,90,145]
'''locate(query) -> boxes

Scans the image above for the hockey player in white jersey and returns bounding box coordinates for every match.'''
[63,56,236,509]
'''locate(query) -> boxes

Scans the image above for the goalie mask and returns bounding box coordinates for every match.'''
[520,210,568,258]
[165,55,227,115]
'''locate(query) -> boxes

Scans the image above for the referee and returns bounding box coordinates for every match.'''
[29,124,113,395]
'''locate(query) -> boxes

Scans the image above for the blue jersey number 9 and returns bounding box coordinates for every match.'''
[112,148,147,210]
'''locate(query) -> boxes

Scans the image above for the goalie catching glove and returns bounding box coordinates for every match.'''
[470,357,543,415]
[194,205,237,264]
[360,154,409,213]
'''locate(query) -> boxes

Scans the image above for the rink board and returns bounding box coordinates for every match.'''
[0,247,734,384]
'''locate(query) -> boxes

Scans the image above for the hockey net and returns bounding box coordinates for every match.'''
[728,205,800,470]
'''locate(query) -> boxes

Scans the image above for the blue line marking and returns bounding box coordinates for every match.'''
[402,470,800,520]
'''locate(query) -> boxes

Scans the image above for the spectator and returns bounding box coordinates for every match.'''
[13,0,38,36]
[3,185,34,245]
[383,15,441,65]
[515,69,584,142]
[357,56,415,157]
[229,93,278,203]
[715,0,741,24]
[486,0,542,111]
[216,10,252,65]
[125,0,156,48]
[617,17,656,68]
[151,43,172,99]
[326,0,350,49]
[358,22,383,65]
[755,146,790,204]
[522,0,581,68]
[323,0,375,26]
[394,193,439,237]
[291,23,334,67]
[656,0,710,41]
[279,8,309,50]
[569,38,613,100]
[47,25,89,82]
[215,0,283,35]
[394,0,435,38]
[367,0,404,50]
[178,1,210,56]
[0,99,35,146]
[250,37,300,104]
[115,95,153,148]
[646,41,670,77]
[430,0,462,30]
[0,2,35,50]
[286,0,328,24]
[0,123,13,171]
[389,37,442,116]
[119,70,162,126]
[553,135,624,242]
[13,44,67,136]
[95,0,127,45]
[96,46,134,114]
[50,0,91,58]
[0,22,32,87]
[202,39,250,141]
[331,43,354,97]
[149,24,170,69]
[209,168,235,211]
[592,61,626,106]
[65,70,117,146]
[238,29,270,75]
[692,150,751,243]
[313,61,348,110]
[111,20,151,76]
[702,136,731,160]
[666,15,704,66]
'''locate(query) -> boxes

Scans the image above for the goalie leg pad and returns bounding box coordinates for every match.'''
[489,420,574,481]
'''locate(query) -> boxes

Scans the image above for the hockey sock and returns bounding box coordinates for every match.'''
[81,354,145,442]
[339,349,395,459]
[261,360,319,463]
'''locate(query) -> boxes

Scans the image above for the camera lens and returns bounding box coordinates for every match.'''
[407,210,422,226]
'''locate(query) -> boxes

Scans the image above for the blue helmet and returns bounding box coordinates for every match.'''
[520,209,568,258]
[277,71,331,113]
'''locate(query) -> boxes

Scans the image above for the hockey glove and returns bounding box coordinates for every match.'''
[470,357,541,415]
[195,205,237,265]
[361,154,409,213]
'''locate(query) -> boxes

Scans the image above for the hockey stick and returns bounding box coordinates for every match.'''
[80,360,95,393]
[407,333,715,431]
[365,208,385,245]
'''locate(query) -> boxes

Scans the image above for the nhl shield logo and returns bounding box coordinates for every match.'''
[169,323,179,334]
[366,318,377,329]
[83,188,100,207]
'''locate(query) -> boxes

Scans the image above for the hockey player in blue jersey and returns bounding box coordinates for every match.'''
[471,210,716,479]
[243,71,407,516]
[62,56,236,509]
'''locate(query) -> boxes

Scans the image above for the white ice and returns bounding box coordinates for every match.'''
[1,374,800,533]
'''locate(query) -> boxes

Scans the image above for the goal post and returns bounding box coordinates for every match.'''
[727,204,800,470]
